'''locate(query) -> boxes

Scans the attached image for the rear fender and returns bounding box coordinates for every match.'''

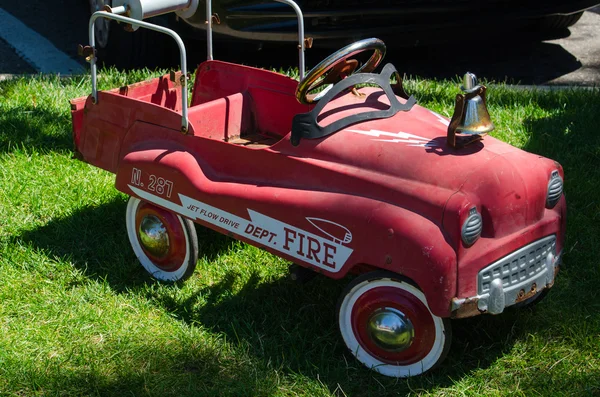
[114,145,204,205]
[110,115,200,208]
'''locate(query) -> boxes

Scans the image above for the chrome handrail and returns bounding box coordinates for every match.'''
[204,0,305,79]
[206,0,213,60]
[89,11,189,133]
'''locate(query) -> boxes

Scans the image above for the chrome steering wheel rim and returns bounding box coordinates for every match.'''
[295,38,386,105]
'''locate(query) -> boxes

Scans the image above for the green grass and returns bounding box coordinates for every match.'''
[0,68,599,396]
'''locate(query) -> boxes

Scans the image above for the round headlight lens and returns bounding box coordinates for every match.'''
[546,170,563,209]
[462,207,482,246]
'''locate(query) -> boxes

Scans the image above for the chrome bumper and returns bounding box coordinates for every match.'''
[452,235,561,318]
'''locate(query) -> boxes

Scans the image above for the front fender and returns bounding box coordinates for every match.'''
[350,205,457,317]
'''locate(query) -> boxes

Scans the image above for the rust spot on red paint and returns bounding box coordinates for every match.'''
[515,283,538,303]
[451,297,482,319]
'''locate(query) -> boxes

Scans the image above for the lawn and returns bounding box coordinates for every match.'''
[0,68,599,396]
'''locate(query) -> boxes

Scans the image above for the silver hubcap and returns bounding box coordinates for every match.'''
[367,307,415,352]
[139,215,170,258]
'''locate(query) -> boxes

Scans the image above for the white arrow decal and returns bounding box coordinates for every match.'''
[129,185,353,272]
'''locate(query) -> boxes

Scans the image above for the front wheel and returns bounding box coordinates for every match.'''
[126,197,198,282]
[337,271,451,377]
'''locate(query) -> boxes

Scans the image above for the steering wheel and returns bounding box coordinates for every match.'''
[295,38,386,105]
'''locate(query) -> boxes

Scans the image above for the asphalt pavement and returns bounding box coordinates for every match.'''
[0,37,35,74]
[548,7,600,85]
[0,2,599,86]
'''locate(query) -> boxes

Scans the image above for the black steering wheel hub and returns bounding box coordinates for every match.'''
[291,62,416,146]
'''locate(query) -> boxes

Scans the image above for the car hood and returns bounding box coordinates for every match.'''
[276,87,556,228]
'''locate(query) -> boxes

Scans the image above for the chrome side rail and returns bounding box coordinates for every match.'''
[206,0,213,60]
[89,11,189,133]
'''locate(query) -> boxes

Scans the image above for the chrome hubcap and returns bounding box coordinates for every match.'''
[139,215,170,258]
[367,307,415,352]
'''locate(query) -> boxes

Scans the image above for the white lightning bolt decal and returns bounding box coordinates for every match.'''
[346,129,440,147]
[429,110,451,127]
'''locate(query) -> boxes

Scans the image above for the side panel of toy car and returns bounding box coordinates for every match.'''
[112,123,458,317]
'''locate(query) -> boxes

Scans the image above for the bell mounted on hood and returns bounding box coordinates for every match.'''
[447,72,495,148]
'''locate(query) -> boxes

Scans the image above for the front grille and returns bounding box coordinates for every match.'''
[478,236,556,295]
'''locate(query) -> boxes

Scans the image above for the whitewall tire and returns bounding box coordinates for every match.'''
[337,271,451,377]
[126,196,198,282]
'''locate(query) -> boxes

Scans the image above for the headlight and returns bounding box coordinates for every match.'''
[462,207,482,246]
[546,170,563,209]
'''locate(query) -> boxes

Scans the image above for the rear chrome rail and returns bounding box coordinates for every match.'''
[89,11,190,133]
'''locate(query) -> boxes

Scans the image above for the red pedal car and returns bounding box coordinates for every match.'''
[70,0,566,378]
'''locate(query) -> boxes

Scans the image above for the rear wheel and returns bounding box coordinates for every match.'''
[126,197,198,282]
[337,271,451,377]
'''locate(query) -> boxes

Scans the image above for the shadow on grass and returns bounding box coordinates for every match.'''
[16,197,516,393]
[147,263,596,394]
[17,198,237,292]
[145,269,526,393]
[0,103,74,154]
[3,332,285,397]
[16,197,588,394]
[15,203,596,393]
[521,89,600,313]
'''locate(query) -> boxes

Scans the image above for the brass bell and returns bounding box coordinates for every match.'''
[447,72,495,148]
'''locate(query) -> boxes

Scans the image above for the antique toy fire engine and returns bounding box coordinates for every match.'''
[70,0,566,377]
